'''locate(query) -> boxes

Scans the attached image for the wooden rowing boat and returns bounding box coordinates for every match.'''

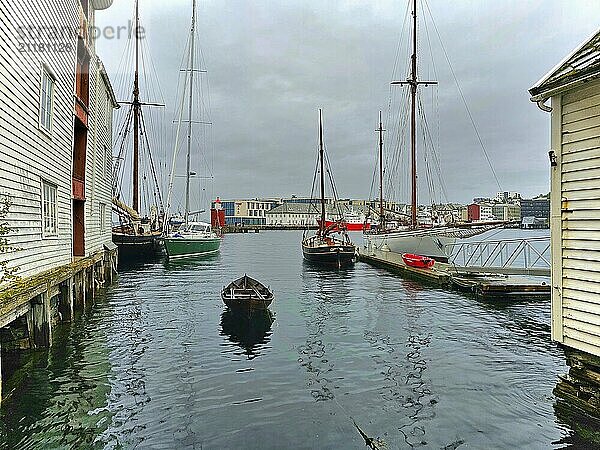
[402,253,435,269]
[221,275,274,309]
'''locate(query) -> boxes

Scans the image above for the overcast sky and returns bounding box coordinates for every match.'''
[96,0,600,206]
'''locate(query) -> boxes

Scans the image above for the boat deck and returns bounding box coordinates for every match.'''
[359,247,550,299]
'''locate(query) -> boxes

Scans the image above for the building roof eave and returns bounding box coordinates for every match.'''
[529,28,600,102]
[97,57,120,109]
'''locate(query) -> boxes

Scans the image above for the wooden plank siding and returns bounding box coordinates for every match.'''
[0,0,115,282]
[85,57,114,255]
[555,77,600,356]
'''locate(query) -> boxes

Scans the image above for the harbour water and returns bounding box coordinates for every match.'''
[0,231,598,449]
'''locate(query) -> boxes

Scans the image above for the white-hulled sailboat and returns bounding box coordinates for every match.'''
[363,0,501,262]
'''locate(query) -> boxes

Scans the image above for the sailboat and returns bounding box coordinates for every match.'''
[302,109,356,268]
[163,0,221,260]
[112,0,164,261]
[363,0,499,262]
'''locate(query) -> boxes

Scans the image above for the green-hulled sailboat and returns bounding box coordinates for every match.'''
[164,222,220,259]
[163,0,221,259]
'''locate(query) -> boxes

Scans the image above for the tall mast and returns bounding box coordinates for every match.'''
[184,0,197,226]
[377,111,385,229]
[319,108,325,236]
[391,0,436,228]
[132,0,140,213]
[409,0,417,228]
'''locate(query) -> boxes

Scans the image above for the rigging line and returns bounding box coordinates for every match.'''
[388,85,410,203]
[385,2,412,201]
[323,148,343,219]
[164,26,194,226]
[139,109,165,211]
[308,123,321,207]
[418,93,449,203]
[418,98,435,205]
[390,0,412,85]
[367,119,379,204]
[421,1,441,161]
[113,105,134,197]
[305,134,321,238]
[423,0,502,191]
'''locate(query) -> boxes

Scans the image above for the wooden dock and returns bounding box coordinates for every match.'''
[222,225,318,233]
[359,248,550,299]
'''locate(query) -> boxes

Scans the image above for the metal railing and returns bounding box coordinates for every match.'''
[447,236,551,276]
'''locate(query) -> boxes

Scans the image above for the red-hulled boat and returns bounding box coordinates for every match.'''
[402,253,435,269]
[322,219,371,232]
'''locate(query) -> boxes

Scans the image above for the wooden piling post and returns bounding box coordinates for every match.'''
[82,269,87,307]
[59,278,73,321]
[29,292,52,348]
[69,277,74,319]
[0,339,2,406]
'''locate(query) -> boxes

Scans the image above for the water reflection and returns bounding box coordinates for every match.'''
[0,311,113,450]
[162,253,221,271]
[298,264,353,402]
[220,308,274,359]
[365,279,436,448]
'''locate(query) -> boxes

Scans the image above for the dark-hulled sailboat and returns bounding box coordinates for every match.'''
[112,0,164,261]
[302,109,356,268]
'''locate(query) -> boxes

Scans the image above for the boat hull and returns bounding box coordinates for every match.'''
[221,275,274,310]
[402,253,435,269]
[222,297,273,310]
[302,243,356,267]
[112,232,162,262]
[164,236,221,259]
[363,229,455,262]
[323,220,370,231]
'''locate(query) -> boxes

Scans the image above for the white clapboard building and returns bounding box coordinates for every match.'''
[529,29,600,358]
[0,0,117,281]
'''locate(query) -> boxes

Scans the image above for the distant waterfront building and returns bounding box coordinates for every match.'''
[283,196,335,207]
[530,28,600,413]
[466,203,497,222]
[467,203,480,221]
[520,198,550,228]
[266,203,320,226]
[495,191,521,204]
[0,0,118,280]
[492,204,521,222]
[212,198,281,226]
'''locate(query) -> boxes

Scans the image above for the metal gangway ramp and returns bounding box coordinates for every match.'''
[447,236,551,277]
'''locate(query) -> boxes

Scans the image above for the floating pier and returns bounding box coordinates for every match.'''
[222,225,318,233]
[359,247,550,299]
[0,249,117,404]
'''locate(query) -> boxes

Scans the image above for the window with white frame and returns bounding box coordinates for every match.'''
[39,68,55,132]
[99,202,106,230]
[42,180,58,236]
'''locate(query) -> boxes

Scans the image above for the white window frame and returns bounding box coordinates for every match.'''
[42,180,58,237]
[39,66,55,133]
[99,202,106,230]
